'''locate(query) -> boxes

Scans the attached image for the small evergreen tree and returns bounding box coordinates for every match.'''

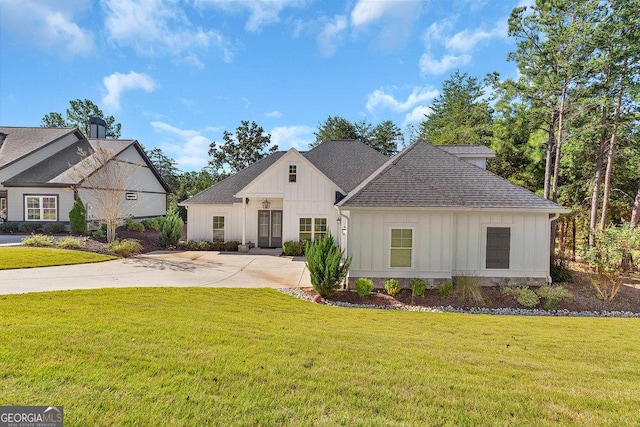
[159,208,184,248]
[305,234,351,298]
[69,196,87,234]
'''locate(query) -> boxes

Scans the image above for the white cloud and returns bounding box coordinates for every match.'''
[0,0,94,56]
[102,72,158,111]
[265,110,283,118]
[445,20,508,52]
[104,0,233,63]
[317,15,348,57]
[197,0,307,32]
[350,0,390,27]
[366,87,439,113]
[419,52,471,75]
[403,105,432,127]
[150,121,212,171]
[270,126,314,151]
[350,0,422,51]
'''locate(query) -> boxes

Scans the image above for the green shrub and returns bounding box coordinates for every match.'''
[42,222,65,234]
[438,280,454,296]
[69,197,87,234]
[453,276,484,305]
[126,220,145,232]
[354,278,374,297]
[501,286,539,308]
[18,222,42,233]
[159,209,183,248]
[536,285,573,310]
[283,240,305,256]
[224,241,239,251]
[411,278,427,304]
[0,222,20,233]
[92,228,106,238]
[305,234,351,298]
[108,239,143,257]
[384,278,400,297]
[141,218,160,231]
[56,236,86,249]
[21,233,55,247]
[550,253,573,283]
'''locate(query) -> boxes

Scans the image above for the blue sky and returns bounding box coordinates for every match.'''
[0,0,529,172]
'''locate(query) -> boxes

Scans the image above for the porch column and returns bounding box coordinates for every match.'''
[242,197,247,245]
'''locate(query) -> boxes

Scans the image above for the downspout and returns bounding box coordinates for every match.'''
[335,205,349,289]
[547,212,560,283]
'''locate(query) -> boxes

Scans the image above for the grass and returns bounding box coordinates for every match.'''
[0,247,116,269]
[0,288,639,426]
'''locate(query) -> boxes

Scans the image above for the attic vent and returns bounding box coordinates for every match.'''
[89,117,106,139]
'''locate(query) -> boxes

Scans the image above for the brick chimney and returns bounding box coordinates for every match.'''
[89,117,106,139]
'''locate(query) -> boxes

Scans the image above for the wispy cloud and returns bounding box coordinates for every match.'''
[403,105,433,127]
[317,15,348,57]
[419,52,471,75]
[350,0,422,50]
[0,0,94,56]
[150,121,212,171]
[366,86,439,113]
[270,126,314,151]
[265,110,283,119]
[104,0,233,64]
[197,0,307,32]
[102,71,158,112]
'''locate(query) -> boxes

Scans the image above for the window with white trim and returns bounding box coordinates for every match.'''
[289,165,297,182]
[299,218,312,241]
[390,228,412,268]
[25,195,57,221]
[212,216,225,242]
[314,218,327,240]
[486,227,510,269]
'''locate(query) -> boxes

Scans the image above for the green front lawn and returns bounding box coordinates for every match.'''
[0,247,116,269]
[1,288,638,425]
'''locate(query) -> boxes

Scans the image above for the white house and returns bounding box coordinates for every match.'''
[181,140,567,286]
[0,120,169,225]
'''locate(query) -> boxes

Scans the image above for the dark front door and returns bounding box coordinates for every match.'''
[258,210,282,248]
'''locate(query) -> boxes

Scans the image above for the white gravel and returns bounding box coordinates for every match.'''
[277,287,640,318]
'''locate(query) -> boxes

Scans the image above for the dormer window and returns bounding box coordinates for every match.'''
[289,165,297,182]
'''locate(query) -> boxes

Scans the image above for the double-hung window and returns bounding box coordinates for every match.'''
[25,195,57,221]
[289,165,297,182]
[390,228,413,268]
[212,216,225,242]
[299,218,312,241]
[314,218,327,240]
[299,217,328,241]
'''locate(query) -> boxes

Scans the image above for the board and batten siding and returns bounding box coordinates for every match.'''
[5,187,74,222]
[346,209,551,282]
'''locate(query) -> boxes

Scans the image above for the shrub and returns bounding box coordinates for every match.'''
[438,280,454,296]
[21,233,55,247]
[56,236,86,249]
[550,253,573,283]
[126,220,145,232]
[108,239,143,257]
[141,218,160,231]
[0,222,20,233]
[18,222,42,233]
[411,278,427,304]
[384,278,400,297]
[224,241,239,251]
[92,228,106,239]
[305,234,351,298]
[536,285,572,310]
[42,222,65,234]
[354,278,374,297]
[283,240,305,256]
[69,197,87,234]
[453,276,484,305]
[159,209,184,248]
[501,286,540,308]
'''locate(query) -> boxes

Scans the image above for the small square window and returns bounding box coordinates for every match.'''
[289,165,297,182]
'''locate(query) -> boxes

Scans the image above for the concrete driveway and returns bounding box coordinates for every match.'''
[0,250,311,295]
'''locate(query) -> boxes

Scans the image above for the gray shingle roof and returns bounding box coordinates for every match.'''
[181,140,388,205]
[339,141,563,210]
[439,145,496,157]
[303,140,388,192]
[181,152,286,204]
[0,126,79,168]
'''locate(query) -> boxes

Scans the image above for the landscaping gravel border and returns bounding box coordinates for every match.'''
[277,287,640,318]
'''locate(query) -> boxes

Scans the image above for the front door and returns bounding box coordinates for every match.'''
[258,210,282,248]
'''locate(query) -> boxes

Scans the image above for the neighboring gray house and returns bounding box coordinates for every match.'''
[181,139,567,285]
[0,121,169,225]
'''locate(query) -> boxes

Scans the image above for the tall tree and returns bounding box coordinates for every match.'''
[146,147,180,191]
[418,70,494,146]
[42,99,122,139]
[312,116,358,146]
[312,116,401,156]
[370,120,402,156]
[208,120,277,174]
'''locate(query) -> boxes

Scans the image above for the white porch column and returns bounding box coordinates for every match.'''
[242,197,247,245]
